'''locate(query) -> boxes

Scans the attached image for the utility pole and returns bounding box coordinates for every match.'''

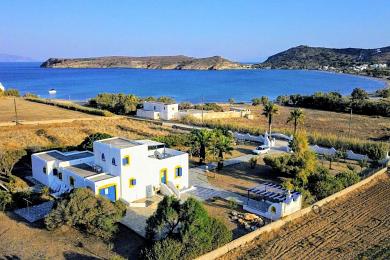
[348,107,352,138]
[14,98,19,125]
[201,95,204,125]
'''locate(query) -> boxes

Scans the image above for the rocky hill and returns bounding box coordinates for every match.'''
[255,45,390,69]
[41,55,244,70]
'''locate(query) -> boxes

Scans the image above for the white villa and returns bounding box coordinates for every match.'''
[31,137,190,204]
[244,182,302,220]
[136,101,179,120]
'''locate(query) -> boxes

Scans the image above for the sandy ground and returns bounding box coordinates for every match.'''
[0,97,99,123]
[0,213,144,259]
[221,173,390,260]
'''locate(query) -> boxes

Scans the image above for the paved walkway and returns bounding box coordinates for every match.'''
[187,143,287,204]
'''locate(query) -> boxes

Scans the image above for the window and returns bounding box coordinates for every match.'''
[101,153,105,161]
[122,155,130,166]
[58,172,63,180]
[129,178,137,188]
[154,106,156,110]
[175,167,183,178]
[53,168,58,176]
[69,176,75,187]
[43,167,47,174]
[112,158,116,166]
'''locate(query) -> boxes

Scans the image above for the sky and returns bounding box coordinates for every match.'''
[1,0,389,62]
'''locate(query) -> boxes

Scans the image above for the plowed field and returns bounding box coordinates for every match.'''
[221,173,390,260]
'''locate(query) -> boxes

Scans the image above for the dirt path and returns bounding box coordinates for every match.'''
[221,174,390,260]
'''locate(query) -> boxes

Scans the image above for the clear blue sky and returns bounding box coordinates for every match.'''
[1,0,389,61]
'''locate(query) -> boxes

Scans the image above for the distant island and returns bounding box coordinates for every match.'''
[254,45,390,79]
[40,46,390,79]
[0,53,36,62]
[41,55,247,70]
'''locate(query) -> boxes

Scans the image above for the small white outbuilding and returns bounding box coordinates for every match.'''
[0,82,5,91]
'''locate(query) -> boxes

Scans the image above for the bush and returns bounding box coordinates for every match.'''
[194,103,224,112]
[3,88,20,97]
[45,188,126,240]
[143,196,232,259]
[78,132,113,151]
[0,190,12,211]
[277,91,390,117]
[153,133,190,148]
[25,97,113,117]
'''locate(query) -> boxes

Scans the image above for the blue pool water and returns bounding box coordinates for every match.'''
[0,62,385,103]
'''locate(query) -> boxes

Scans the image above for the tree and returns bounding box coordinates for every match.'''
[209,130,234,169]
[78,132,113,151]
[45,188,126,240]
[3,88,20,97]
[228,98,235,104]
[261,96,269,106]
[262,102,279,134]
[351,88,368,101]
[358,158,368,171]
[0,150,26,177]
[251,97,261,106]
[189,129,212,164]
[157,96,175,104]
[145,196,181,241]
[287,108,304,135]
[324,154,335,169]
[0,191,12,211]
[143,197,232,260]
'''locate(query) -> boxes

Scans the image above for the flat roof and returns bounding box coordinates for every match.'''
[35,151,93,162]
[64,163,100,178]
[137,139,164,146]
[99,137,141,148]
[89,173,116,182]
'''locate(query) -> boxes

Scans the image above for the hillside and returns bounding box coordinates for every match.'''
[0,53,35,62]
[41,55,244,70]
[255,45,390,69]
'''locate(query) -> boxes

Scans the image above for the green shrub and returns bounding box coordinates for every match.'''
[0,191,12,211]
[78,132,113,151]
[25,97,113,117]
[3,88,20,97]
[143,196,232,259]
[194,103,224,112]
[45,188,126,240]
[153,133,191,148]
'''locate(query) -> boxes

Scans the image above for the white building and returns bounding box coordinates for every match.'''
[244,182,302,220]
[0,82,5,91]
[31,137,190,204]
[136,101,179,120]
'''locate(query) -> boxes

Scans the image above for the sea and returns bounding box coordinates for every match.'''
[0,62,386,103]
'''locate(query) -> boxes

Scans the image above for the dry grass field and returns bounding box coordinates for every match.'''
[0,97,99,124]
[221,173,390,260]
[214,104,390,141]
[0,213,144,259]
[0,118,176,150]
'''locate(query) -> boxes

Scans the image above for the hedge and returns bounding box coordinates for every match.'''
[25,97,113,117]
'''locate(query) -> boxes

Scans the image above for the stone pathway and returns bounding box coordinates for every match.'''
[187,144,287,204]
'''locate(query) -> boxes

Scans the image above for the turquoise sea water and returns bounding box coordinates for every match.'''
[0,62,385,103]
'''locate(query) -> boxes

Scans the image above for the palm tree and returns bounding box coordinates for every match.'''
[189,129,212,164]
[210,131,234,169]
[287,108,304,135]
[262,102,279,134]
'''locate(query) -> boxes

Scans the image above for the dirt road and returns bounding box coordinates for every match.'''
[222,174,390,260]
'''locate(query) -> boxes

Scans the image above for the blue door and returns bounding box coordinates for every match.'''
[99,185,116,202]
